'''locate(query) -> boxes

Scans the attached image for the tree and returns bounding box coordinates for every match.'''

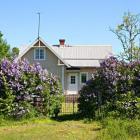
[0,31,19,61]
[111,12,140,62]
[0,32,10,60]
[11,47,19,59]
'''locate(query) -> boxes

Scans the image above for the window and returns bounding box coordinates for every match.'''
[71,76,75,84]
[34,48,45,60]
[80,73,88,84]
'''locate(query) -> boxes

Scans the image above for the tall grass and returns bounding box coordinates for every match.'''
[0,115,140,140]
[0,116,100,140]
[97,118,140,140]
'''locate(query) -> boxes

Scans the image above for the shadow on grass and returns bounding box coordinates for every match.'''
[53,113,84,122]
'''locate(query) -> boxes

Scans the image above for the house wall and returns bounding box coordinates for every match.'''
[64,68,68,93]
[21,47,62,81]
[79,67,97,90]
[21,46,98,94]
[64,67,97,94]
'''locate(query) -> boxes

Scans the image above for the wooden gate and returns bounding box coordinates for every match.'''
[61,94,79,114]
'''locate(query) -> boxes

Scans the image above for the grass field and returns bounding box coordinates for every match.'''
[0,116,140,140]
[0,117,100,140]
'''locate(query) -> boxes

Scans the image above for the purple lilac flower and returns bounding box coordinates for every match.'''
[36,85,43,91]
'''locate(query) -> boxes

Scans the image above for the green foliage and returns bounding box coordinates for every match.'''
[0,76,15,117]
[11,47,19,58]
[103,92,140,119]
[0,59,63,119]
[78,78,99,118]
[111,12,140,62]
[78,57,140,119]
[42,80,63,117]
[12,101,38,120]
[0,31,19,60]
[98,118,140,140]
[0,32,10,60]
[116,92,139,119]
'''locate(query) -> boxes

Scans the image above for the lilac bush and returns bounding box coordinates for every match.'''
[101,58,140,119]
[78,78,99,118]
[0,59,63,119]
[78,57,140,119]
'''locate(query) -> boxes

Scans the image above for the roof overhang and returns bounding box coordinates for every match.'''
[17,37,70,67]
[63,59,103,68]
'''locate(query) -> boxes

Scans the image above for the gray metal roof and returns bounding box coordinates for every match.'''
[52,45,112,67]
[18,37,112,68]
[52,45,112,59]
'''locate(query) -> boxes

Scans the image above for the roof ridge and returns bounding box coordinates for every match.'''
[69,45,112,47]
[63,58,104,60]
[52,45,112,48]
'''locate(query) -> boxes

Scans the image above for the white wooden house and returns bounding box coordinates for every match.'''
[18,37,112,94]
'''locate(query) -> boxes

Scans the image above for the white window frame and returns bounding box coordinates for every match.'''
[34,48,45,60]
[80,72,88,84]
[71,75,76,84]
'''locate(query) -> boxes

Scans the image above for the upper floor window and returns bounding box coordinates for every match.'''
[34,48,45,60]
[80,72,88,84]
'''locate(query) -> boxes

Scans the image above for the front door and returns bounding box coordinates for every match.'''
[67,73,78,94]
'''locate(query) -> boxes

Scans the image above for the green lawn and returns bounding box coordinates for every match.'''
[0,118,100,140]
[0,116,139,140]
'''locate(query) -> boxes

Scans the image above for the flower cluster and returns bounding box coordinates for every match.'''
[78,56,140,119]
[0,59,63,119]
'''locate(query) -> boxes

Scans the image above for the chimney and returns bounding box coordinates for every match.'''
[59,39,65,47]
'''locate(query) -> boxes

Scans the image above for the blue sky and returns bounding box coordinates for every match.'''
[0,0,140,54]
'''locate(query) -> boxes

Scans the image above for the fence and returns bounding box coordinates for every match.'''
[61,94,79,114]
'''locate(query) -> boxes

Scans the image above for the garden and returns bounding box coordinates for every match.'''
[0,58,63,119]
[0,11,140,140]
[78,56,140,139]
[0,56,140,140]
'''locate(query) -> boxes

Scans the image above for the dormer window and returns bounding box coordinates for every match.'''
[34,48,45,60]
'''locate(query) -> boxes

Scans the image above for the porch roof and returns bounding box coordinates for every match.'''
[52,45,112,67]
[64,59,101,67]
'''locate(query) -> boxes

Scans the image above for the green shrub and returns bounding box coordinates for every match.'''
[0,59,63,119]
[126,121,140,137]
[0,76,15,118]
[78,57,140,119]
[12,101,38,119]
[78,78,99,118]
[116,91,139,119]
[42,80,63,117]
[98,118,140,140]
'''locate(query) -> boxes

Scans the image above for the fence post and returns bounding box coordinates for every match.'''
[73,95,74,113]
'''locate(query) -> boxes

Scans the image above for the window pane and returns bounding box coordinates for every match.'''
[35,48,45,60]
[71,76,75,84]
[35,48,39,59]
[40,49,44,59]
[81,73,87,83]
